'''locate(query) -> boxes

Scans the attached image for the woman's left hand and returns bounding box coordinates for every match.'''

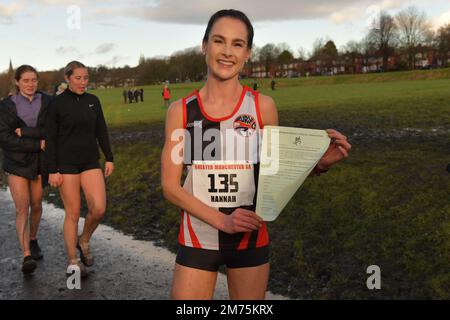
[104,161,114,177]
[317,129,352,169]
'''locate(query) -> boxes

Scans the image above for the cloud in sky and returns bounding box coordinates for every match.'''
[0,2,25,24]
[93,0,421,25]
[2,0,446,70]
[4,0,440,26]
[94,43,116,55]
[55,46,84,58]
[102,55,129,67]
[432,10,450,29]
[56,43,117,58]
[38,0,88,5]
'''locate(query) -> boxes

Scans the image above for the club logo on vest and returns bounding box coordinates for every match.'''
[233,114,256,137]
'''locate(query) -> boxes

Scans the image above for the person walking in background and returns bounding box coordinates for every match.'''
[162,85,171,108]
[0,65,51,274]
[270,77,276,90]
[45,61,114,278]
[128,89,133,104]
[133,88,139,103]
[140,88,144,102]
[122,88,127,104]
[252,78,258,91]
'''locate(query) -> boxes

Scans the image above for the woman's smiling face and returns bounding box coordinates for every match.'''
[203,17,251,81]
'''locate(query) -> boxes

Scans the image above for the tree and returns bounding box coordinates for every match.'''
[435,24,450,67]
[250,45,260,63]
[311,38,326,58]
[277,49,294,77]
[38,70,63,93]
[277,42,291,54]
[93,65,109,85]
[247,45,260,78]
[368,11,398,71]
[311,39,338,74]
[258,43,280,77]
[323,40,338,57]
[342,40,363,55]
[341,41,364,74]
[297,47,307,60]
[0,73,11,98]
[168,47,205,82]
[361,36,378,71]
[138,54,146,66]
[137,58,169,85]
[277,49,294,65]
[396,6,431,70]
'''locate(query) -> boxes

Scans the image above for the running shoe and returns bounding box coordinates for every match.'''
[30,239,43,260]
[22,256,37,274]
[77,240,94,267]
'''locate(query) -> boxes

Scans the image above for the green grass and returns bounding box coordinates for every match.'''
[94,68,450,130]
[92,83,197,126]
[269,138,450,299]
[250,67,450,87]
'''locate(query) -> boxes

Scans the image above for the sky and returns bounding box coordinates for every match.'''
[1,0,449,72]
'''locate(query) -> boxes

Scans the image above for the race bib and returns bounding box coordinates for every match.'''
[192,161,255,208]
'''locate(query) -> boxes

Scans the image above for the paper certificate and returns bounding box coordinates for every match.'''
[255,126,330,221]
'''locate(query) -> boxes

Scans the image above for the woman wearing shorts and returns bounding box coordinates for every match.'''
[0,65,50,274]
[45,61,114,277]
[161,9,351,299]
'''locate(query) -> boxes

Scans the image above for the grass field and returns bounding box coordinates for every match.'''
[1,68,449,299]
[94,68,450,131]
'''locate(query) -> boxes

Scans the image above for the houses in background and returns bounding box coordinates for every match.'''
[244,47,450,78]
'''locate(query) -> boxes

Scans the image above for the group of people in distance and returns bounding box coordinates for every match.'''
[122,88,144,104]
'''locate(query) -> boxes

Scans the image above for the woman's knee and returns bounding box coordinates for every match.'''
[15,207,29,217]
[89,205,106,220]
[30,202,43,214]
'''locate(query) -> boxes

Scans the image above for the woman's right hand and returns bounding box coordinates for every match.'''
[49,173,63,188]
[222,208,264,234]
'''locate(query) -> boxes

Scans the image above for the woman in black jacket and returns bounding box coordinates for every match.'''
[0,65,50,274]
[46,61,114,277]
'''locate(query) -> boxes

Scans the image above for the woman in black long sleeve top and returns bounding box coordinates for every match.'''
[45,61,114,277]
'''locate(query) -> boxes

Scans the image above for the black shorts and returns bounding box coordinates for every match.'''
[58,162,101,174]
[176,245,270,272]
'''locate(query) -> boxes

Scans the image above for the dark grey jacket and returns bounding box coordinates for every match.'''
[0,92,51,181]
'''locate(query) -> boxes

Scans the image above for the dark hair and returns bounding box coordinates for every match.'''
[64,60,87,78]
[15,65,39,82]
[202,9,254,49]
